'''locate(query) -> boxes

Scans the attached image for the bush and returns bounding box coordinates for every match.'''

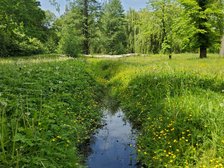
[58,26,81,57]
[18,37,47,55]
[0,24,46,57]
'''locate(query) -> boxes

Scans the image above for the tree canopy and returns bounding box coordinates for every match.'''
[0,0,223,57]
[179,0,224,58]
[0,0,48,56]
[100,0,127,54]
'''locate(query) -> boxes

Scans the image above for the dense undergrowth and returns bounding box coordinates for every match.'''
[0,55,103,167]
[88,54,224,168]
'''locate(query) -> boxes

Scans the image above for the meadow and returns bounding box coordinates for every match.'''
[88,53,224,168]
[0,54,224,168]
[0,55,103,167]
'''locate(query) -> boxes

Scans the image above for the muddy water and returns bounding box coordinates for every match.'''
[87,108,137,168]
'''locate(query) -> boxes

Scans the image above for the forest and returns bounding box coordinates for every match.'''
[1,0,224,58]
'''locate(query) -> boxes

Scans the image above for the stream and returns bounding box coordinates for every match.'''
[86,108,137,168]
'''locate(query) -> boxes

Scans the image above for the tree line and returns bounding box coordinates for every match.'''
[0,0,223,58]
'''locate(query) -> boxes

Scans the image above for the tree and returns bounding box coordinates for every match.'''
[43,10,57,28]
[100,0,127,54]
[147,0,182,54]
[125,1,182,54]
[126,9,139,53]
[58,26,81,57]
[179,0,224,58]
[128,9,156,54]
[0,0,47,56]
[43,11,59,53]
[56,0,101,55]
[220,36,224,56]
[83,0,89,54]
[69,0,101,55]
[56,9,82,57]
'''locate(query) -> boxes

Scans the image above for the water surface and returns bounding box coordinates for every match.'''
[87,108,137,168]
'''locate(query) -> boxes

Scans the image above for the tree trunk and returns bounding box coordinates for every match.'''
[197,0,208,59]
[220,36,224,56]
[83,0,89,55]
[200,46,207,58]
[161,2,166,45]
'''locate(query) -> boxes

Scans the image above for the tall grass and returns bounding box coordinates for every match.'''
[88,54,224,167]
[0,55,103,167]
[2,53,223,167]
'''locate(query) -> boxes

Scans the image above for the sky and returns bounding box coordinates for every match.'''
[39,0,148,16]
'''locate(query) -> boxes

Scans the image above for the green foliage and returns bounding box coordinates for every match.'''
[13,24,47,55]
[125,0,224,55]
[1,0,224,56]
[0,0,49,56]
[43,10,57,28]
[45,35,59,54]
[178,0,224,57]
[0,22,46,56]
[66,0,101,55]
[58,26,81,57]
[125,9,138,53]
[0,0,46,40]
[43,10,59,53]
[0,55,102,167]
[56,7,84,57]
[100,0,127,54]
[126,1,183,54]
[0,29,10,56]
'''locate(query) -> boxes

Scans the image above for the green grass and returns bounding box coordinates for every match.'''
[87,53,224,168]
[0,55,103,167]
[1,53,224,167]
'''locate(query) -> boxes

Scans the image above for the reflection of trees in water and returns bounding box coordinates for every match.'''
[82,95,138,167]
[87,108,137,167]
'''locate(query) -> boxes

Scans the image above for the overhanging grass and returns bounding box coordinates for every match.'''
[88,54,224,167]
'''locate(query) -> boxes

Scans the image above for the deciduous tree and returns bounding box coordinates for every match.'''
[0,0,47,56]
[179,0,224,58]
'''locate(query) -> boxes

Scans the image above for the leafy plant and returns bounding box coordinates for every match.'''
[0,55,103,167]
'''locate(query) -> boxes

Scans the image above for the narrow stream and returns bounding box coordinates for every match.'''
[86,108,137,168]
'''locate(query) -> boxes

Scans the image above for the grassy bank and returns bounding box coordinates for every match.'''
[88,54,224,167]
[1,53,223,167]
[0,55,103,167]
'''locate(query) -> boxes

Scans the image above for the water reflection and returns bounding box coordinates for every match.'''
[87,108,137,168]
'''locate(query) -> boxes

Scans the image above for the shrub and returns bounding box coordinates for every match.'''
[0,23,46,57]
[58,26,81,57]
[18,37,46,55]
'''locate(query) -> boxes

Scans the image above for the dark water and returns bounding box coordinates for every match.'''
[87,108,137,168]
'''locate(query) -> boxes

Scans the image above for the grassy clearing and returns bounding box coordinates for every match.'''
[87,53,224,167]
[0,55,103,167]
